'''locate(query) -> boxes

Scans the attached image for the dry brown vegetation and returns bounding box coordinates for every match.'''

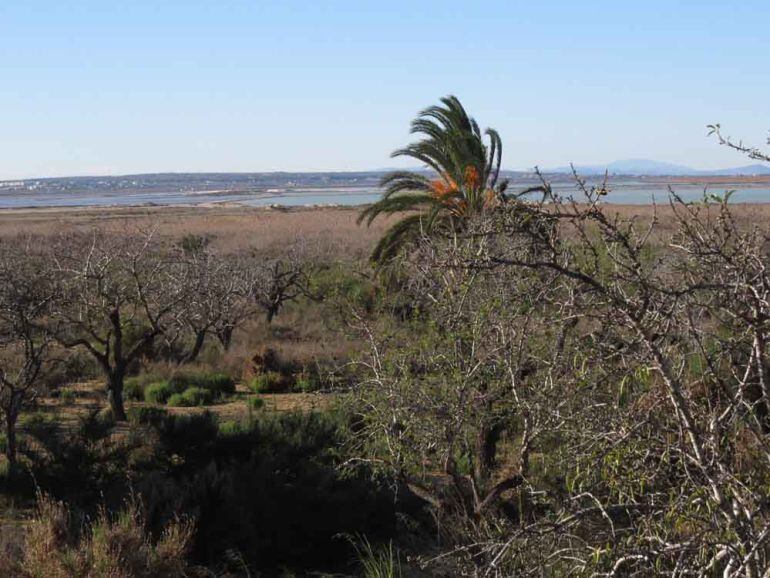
[3,199,770,576]
[0,205,393,257]
[3,202,770,252]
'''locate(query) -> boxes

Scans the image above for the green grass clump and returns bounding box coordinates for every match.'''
[59,388,77,404]
[293,372,320,393]
[248,396,265,411]
[127,405,168,426]
[141,372,235,406]
[144,380,179,404]
[169,371,235,397]
[167,387,215,407]
[249,371,283,393]
[20,411,57,430]
[355,538,403,578]
[218,419,247,436]
[123,380,144,401]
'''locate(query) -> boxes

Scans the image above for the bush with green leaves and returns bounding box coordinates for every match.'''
[135,410,398,573]
[168,371,235,397]
[167,387,215,407]
[144,380,178,404]
[123,377,147,401]
[143,372,235,406]
[247,396,265,411]
[127,406,168,427]
[218,419,246,437]
[293,371,320,393]
[248,371,283,393]
[59,388,77,404]
[309,263,379,311]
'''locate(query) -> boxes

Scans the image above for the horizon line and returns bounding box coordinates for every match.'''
[4,162,770,182]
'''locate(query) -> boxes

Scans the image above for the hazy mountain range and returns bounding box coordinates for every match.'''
[541,159,770,176]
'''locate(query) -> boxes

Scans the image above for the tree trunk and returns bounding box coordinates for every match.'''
[184,330,207,363]
[108,371,127,421]
[474,421,503,486]
[5,409,17,469]
[752,331,770,432]
[217,326,234,351]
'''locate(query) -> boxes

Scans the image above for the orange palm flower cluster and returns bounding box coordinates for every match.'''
[463,166,480,191]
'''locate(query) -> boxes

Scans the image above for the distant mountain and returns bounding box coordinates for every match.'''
[543,159,770,176]
[700,164,770,176]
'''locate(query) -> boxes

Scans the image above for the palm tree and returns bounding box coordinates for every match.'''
[359,95,509,264]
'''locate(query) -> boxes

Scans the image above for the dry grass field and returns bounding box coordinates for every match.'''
[0,205,394,258]
[2,202,769,252]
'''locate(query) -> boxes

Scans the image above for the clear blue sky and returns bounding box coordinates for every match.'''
[0,0,768,179]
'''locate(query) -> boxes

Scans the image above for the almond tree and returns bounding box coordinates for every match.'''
[0,240,56,467]
[168,244,258,362]
[50,230,186,420]
[252,251,309,325]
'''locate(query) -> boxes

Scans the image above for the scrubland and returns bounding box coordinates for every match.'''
[0,199,769,576]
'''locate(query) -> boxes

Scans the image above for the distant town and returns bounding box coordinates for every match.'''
[3,160,770,198]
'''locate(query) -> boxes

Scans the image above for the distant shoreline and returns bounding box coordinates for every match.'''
[2,174,770,210]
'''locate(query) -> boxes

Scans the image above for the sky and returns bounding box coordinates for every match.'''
[0,0,768,179]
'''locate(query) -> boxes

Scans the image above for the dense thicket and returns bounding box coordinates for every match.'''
[351,184,770,576]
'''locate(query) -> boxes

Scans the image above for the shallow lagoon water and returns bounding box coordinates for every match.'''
[1,182,770,209]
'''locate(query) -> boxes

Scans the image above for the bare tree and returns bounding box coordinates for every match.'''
[49,230,186,420]
[0,240,56,467]
[167,244,258,361]
[251,243,314,325]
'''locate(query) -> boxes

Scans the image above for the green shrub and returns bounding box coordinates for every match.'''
[127,406,168,426]
[310,264,378,311]
[20,412,58,441]
[201,373,235,396]
[142,410,397,571]
[59,388,77,404]
[218,419,246,436]
[123,377,147,401]
[144,380,178,404]
[168,387,215,407]
[179,233,211,254]
[142,372,234,406]
[78,408,115,441]
[293,372,319,393]
[41,349,101,390]
[248,396,265,411]
[249,372,283,393]
[169,372,235,397]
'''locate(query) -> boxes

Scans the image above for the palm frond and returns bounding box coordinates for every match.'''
[370,213,429,265]
[358,194,434,226]
[360,95,519,265]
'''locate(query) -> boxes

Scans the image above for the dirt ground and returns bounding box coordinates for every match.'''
[30,379,334,437]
